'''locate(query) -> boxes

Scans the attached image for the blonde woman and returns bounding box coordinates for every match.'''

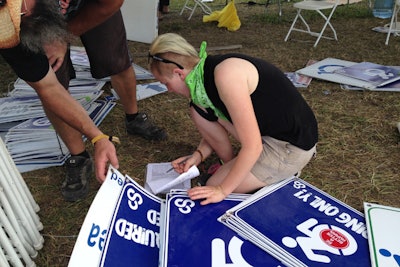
[149,33,318,205]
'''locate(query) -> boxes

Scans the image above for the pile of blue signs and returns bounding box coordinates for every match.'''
[67,166,375,267]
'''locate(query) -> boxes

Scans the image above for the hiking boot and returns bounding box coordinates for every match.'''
[125,112,167,141]
[62,155,93,202]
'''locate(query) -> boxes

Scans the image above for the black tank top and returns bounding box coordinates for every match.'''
[203,53,318,150]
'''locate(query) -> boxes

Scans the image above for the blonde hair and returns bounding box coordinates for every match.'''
[149,33,200,74]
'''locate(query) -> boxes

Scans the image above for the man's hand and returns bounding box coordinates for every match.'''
[43,40,68,72]
[59,0,71,14]
[93,138,119,183]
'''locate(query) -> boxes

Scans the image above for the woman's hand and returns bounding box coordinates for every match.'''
[187,185,226,205]
[171,155,194,173]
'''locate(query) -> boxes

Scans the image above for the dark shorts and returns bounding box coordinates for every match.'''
[57,10,131,85]
[80,10,131,78]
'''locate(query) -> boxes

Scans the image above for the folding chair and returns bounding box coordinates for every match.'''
[385,0,400,44]
[284,0,340,47]
[180,0,213,20]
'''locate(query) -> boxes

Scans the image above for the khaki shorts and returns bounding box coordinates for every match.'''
[251,136,316,185]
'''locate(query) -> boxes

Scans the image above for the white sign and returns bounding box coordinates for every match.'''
[364,202,400,267]
[121,0,158,44]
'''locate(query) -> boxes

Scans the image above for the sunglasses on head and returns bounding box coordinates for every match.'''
[148,53,184,70]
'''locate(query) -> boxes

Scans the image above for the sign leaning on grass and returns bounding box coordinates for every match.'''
[218,177,371,267]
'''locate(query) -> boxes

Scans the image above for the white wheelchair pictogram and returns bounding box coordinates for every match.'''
[364,68,394,80]
[282,218,357,263]
[212,236,253,267]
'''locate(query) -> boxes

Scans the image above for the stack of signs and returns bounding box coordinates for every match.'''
[69,168,286,266]
[295,58,400,92]
[98,175,162,266]
[159,190,286,266]
[4,99,115,172]
[68,166,163,267]
[0,90,104,130]
[4,117,70,172]
[69,170,373,267]
[364,202,400,267]
[9,78,106,97]
[218,177,371,267]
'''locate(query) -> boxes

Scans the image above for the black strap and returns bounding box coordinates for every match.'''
[190,101,218,122]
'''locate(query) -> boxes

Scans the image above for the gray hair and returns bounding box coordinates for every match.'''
[20,0,69,53]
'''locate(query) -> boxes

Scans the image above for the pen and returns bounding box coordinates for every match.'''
[166,157,190,173]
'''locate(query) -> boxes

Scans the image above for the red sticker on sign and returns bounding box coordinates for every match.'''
[320,229,349,249]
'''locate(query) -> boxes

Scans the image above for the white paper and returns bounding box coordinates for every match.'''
[145,163,199,194]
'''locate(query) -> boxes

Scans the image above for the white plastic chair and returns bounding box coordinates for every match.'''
[385,0,400,44]
[284,0,340,47]
[180,0,213,20]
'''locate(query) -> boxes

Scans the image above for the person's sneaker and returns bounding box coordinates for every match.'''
[125,112,167,141]
[62,155,93,202]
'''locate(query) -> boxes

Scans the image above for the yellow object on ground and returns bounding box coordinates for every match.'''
[203,1,241,31]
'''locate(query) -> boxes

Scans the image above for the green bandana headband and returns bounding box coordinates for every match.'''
[185,41,227,121]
